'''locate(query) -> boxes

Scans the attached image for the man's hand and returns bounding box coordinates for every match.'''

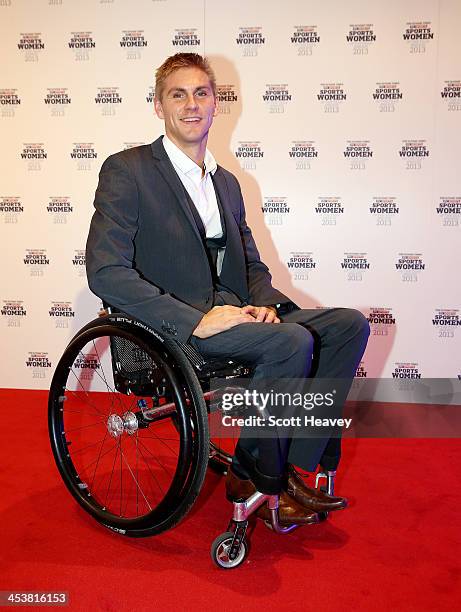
[192,304,280,339]
[192,305,256,338]
[241,304,280,324]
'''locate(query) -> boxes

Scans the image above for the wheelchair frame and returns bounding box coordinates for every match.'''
[48,310,336,569]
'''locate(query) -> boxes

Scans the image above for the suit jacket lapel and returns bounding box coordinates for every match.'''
[212,167,248,298]
[150,137,204,246]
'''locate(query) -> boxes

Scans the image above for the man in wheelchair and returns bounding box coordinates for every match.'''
[86,52,370,528]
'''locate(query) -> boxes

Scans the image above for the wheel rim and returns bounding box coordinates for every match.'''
[49,325,199,529]
[215,536,246,568]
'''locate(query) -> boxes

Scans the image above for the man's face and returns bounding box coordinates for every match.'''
[154,66,218,151]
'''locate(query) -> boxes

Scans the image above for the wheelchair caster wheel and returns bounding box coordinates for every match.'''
[211,531,248,569]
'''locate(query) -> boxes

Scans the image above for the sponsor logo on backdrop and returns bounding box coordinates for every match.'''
[68,32,95,61]
[1,196,23,224]
[290,25,320,56]
[262,197,290,226]
[123,142,145,150]
[146,86,154,103]
[1,0,12,7]
[436,196,460,227]
[403,21,433,53]
[368,307,396,337]
[287,252,316,281]
[370,196,399,227]
[44,87,71,117]
[347,23,376,55]
[441,80,461,111]
[21,143,46,171]
[432,308,460,340]
[0,88,20,117]
[344,140,372,170]
[120,30,147,59]
[289,141,317,170]
[315,196,344,226]
[49,0,63,5]
[399,140,429,170]
[392,362,421,379]
[341,253,370,282]
[355,361,368,378]
[373,82,402,112]
[72,250,86,277]
[70,143,97,171]
[26,352,52,380]
[100,0,114,4]
[1,300,26,328]
[236,26,265,56]
[24,249,50,277]
[74,353,101,379]
[317,83,346,113]
[47,197,73,224]
[216,84,238,114]
[262,84,291,114]
[235,141,263,170]
[95,87,122,116]
[395,253,425,283]
[18,32,44,61]
[172,29,200,48]
[49,301,75,328]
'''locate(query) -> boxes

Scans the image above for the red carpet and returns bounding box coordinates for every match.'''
[1,389,460,611]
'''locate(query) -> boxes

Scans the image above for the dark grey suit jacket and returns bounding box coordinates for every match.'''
[86,136,292,343]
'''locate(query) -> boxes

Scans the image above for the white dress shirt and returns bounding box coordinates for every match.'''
[162,135,223,239]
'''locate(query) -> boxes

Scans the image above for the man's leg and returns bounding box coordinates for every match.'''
[190,321,314,493]
[281,307,370,472]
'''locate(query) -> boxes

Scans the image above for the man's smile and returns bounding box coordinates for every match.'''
[181,116,202,123]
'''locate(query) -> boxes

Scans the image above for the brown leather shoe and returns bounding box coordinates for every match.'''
[286,464,347,512]
[225,468,319,526]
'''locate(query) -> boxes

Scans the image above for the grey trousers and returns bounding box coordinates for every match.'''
[190,307,370,491]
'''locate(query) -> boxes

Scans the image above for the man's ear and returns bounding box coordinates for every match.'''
[213,97,219,117]
[154,96,164,119]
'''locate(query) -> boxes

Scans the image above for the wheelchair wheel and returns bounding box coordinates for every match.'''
[210,531,248,569]
[48,317,209,537]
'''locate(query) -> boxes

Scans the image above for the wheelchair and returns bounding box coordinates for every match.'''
[48,309,337,569]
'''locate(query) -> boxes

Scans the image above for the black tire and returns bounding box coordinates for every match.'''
[210,532,249,569]
[48,316,209,537]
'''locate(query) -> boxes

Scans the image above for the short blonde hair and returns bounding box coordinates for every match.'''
[155,53,216,100]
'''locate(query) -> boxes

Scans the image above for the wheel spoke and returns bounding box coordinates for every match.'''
[135,437,175,479]
[118,443,153,512]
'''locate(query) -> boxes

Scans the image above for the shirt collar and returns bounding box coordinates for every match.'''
[162,134,217,176]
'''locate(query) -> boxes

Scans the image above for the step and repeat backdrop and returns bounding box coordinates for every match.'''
[1,0,460,390]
